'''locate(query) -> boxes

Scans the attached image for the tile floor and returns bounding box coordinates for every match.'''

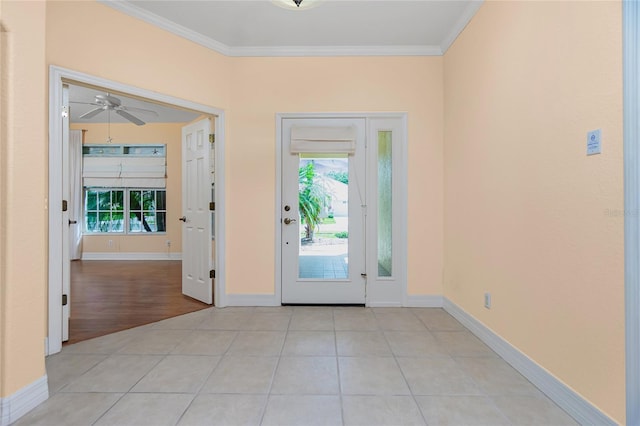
[17,307,578,426]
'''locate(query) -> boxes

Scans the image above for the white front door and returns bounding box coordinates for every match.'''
[181,118,213,304]
[281,118,366,304]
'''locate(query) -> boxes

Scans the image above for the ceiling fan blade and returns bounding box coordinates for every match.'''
[121,106,159,117]
[70,101,100,106]
[116,109,145,126]
[79,107,105,119]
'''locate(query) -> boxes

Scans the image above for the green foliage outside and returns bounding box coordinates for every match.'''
[335,231,349,239]
[327,170,348,184]
[299,162,329,240]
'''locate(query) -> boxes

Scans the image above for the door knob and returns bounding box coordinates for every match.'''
[179,216,187,222]
[283,218,297,225]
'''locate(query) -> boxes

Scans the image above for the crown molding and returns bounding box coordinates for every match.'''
[98,0,453,57]
[440,0,484,53]
[229,45,443,57]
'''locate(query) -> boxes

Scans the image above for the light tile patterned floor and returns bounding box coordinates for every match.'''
[17,307,578,426]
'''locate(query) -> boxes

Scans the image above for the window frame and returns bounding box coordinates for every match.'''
[83,187,167,235]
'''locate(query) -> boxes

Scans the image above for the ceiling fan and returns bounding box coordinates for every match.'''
[71,93,158,126]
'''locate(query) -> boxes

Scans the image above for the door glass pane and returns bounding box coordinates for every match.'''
[378,131,393,277]
[298,155,349,280]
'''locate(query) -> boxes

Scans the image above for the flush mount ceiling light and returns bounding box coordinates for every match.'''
[272,0,323,10]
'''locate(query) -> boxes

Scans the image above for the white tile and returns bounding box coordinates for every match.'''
[416,395,510,425]
[117,330,191,355]
[339,357,410,395]
[45,353,107,393]
[226,331,286,356]
[94,393,193,426]
[384,331,449,357]
[336,331,392,356]
[151,309,210,329]
[282,331,336,356]
[492,395,579,425]
[411,308,465,331]
[201,356,278,394]
[455,357,541,396]
[242,312,292,331]
[262,395,342,426]
[289,309,334,331]
[62,355,162,392]
[170,330,236,355]
[271,357,339,395]
[178,394,267,426]
[131,355,219,393]
[13,393,122,426]
[342,395,426,426]
[397,357,481,396]
[433,330,497,357]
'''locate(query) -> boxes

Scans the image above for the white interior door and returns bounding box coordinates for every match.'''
[62,84,71,341]
[181,118,213,304]
[281,118,366,304]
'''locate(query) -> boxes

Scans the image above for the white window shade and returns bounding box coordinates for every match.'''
[290,126,357,154]
[83,156,166,188]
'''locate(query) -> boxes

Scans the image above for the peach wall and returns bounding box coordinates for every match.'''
[443,1,624,422]
[0,0,48,396]
[71,123,183,254]
[227,56,444,295]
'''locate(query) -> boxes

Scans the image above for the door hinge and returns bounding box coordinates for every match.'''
[62,294,68,306]
[61,106,69,118]
[209,202,215,211]
[210,269,215,279]
[209,134,215,144]
[62,200,68,212]
[361,273,367,278]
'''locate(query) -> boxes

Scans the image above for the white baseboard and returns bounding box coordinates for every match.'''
[404,294,444,307]
[0,375,49,426]
[367,302,402,307]
[81,252,181,261]
[225,294,280,306]
[443,298,616,426]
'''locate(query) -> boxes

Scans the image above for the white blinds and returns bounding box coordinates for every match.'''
[83,156,166,188]
[290,126,357,154]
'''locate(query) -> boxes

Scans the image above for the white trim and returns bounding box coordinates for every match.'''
[48,66,227,354]
[225,294,281,307]
[97,0,232,56]
[443,298,616,426]
[276,112,408,307]
[0,376,49,426]
[439,0,484,53]
[81,252,182,261]
[624,1,640,424]
[98,0,454,57]
[229,45,442,57]
[404,295,444,308]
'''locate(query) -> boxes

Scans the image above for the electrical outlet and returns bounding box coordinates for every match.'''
[166,240,171,247]
[484,292,491,309]
[108,239,114,248]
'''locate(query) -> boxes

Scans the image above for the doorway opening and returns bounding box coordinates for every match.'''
[48,67,226,355]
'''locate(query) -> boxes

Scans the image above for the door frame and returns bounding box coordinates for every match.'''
[275,112,408,307]
[47,66,227,355]
[623,2,640,424]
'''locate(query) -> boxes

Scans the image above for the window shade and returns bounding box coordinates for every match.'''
[290,126,357,154]
[83,156,166,188]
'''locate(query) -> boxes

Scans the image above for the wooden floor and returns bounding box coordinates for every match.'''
[67,260,210,345]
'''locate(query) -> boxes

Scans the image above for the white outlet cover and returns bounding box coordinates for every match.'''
[587,129,602,155]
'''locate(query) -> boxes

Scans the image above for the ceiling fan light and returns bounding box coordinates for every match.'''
[272,0,322,11]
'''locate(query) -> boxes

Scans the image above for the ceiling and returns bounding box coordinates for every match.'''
[73,1,482,123]
[102,0,483,56]
[68,84,201,124]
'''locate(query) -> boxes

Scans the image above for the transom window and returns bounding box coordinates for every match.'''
[84,188,166,234]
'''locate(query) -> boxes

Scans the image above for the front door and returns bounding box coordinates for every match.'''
[281,118,366,304]
[181,118,213,304]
